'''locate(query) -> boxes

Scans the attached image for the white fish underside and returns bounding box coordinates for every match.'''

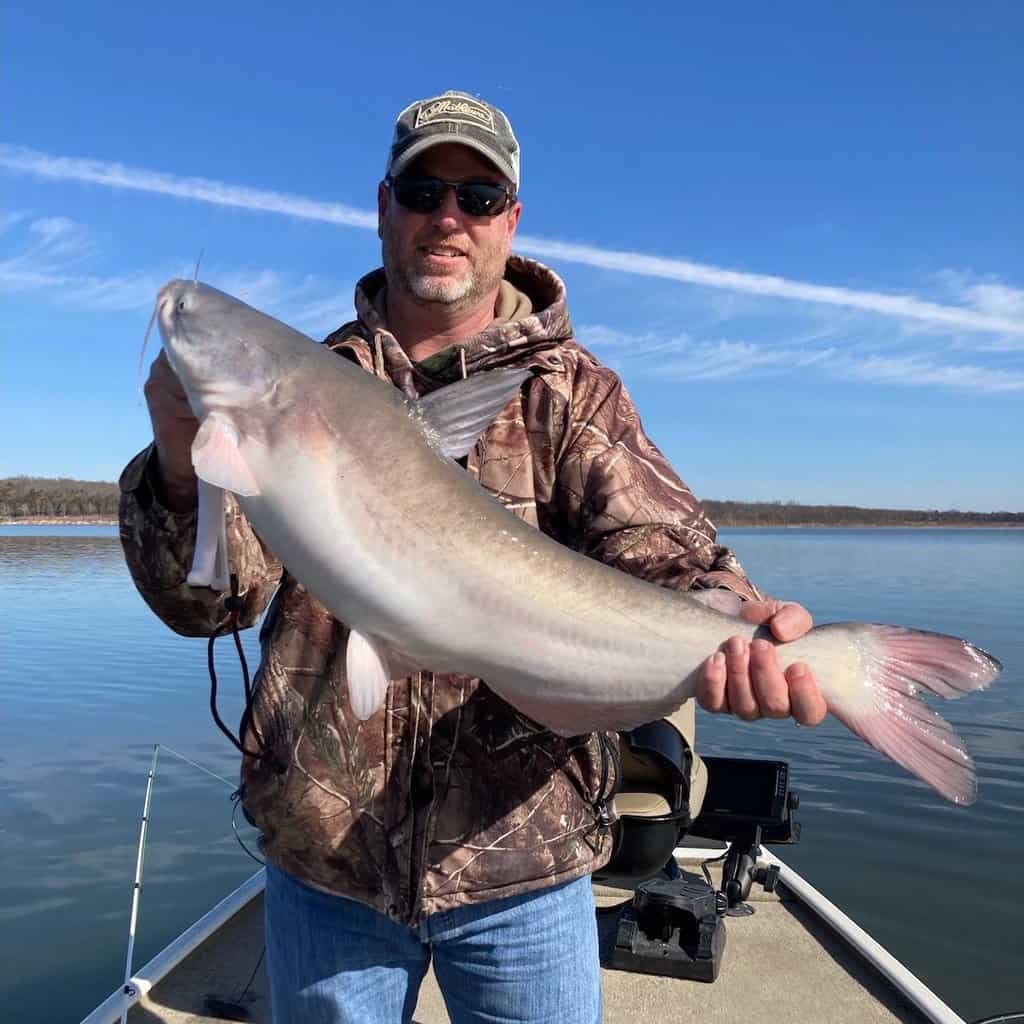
[156,280,1001,805]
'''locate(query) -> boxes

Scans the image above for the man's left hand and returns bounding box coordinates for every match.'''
[696,598,828,725]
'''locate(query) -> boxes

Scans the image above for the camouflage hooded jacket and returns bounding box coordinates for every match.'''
[118,256,760,924]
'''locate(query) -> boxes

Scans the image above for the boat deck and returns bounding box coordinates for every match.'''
[123,852,933,1024]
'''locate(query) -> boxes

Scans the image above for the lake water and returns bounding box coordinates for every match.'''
[1,526,1022,1023]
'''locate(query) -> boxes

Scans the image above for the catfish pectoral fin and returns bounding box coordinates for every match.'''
[192,413,260,496]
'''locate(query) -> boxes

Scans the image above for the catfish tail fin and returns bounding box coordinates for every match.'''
[820,624,1001,806]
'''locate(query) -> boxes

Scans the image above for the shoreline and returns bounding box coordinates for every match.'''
[2,516,1021,530]
[1,517,120,526]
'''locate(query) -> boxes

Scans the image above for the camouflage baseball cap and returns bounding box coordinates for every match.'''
[386,90,520,191]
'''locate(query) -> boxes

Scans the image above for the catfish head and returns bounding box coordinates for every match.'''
[155,279,301,422]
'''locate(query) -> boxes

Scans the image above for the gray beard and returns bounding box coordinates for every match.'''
[401,267,477,305]
[383,239,483,309]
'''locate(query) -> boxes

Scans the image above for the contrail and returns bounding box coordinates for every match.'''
[514,237,1024,337]
[3,143,1022,337]
[0,144,376,230]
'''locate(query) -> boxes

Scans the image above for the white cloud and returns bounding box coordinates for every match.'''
[0,213,96,295]
[30,215,77,243]
[0,211,354,328]
[289,294,357,335]
[3,144,1023,338]
[936,270,1024,321]
[208,269,306,310]
[61,272,168,311]
[966,283,1024,320]
[835,354,1024,394]
[0,210,28,234]
[580,323,1023,395]
[583,324,836,380]
[0,265,64,291]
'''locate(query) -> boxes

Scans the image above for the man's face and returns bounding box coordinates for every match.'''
[378,143,522,311]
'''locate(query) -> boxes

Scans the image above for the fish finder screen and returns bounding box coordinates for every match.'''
[701,758,785,820]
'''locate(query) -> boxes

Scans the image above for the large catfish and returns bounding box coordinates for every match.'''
[154,279,1001,806]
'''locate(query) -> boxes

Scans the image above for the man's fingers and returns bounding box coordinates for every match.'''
[786,663,828,725]
[739,598,778,626]
[749,639,791,718]
[770,602,813,643]
[147,351,189,402]
[739,598,814,643]
[698,625,827,726]
[697,652,729,713]
[724,636,760,720]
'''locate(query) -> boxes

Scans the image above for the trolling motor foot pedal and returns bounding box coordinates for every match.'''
[610,873,726,982]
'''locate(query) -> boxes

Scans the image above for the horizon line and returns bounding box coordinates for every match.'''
[0,475,1019,516]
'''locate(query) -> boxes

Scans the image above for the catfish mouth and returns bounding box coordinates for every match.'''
[147,282,216,402]
[138,282,194,387]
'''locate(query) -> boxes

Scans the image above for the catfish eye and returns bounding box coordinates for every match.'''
[177,299,187,312]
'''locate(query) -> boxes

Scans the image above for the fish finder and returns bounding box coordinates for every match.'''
[692,756,798,845]
[607,756,801,983]
[691,756,800,911]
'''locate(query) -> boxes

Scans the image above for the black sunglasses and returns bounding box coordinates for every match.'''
[386,175,517,217]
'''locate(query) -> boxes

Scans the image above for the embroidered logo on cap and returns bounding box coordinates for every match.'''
[414,96,496,134]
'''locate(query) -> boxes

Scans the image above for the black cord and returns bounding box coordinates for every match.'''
[700,848,730,889]
[235,945,266,1002]
[208,574,271,761]
[230,791,265,866]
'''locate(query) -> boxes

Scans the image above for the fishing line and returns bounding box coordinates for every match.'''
[157,744,235,789]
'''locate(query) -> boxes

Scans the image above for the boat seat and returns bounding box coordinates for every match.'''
[613,790,673,817]
[595,702,707,886]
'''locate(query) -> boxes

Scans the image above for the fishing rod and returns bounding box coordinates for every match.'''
[117,743,254,1024]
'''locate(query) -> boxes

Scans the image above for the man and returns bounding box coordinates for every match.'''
[120,90,826,1023]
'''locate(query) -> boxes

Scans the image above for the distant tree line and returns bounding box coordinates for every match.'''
[0,477,120,518]
[703,499,1023,528]
[1,477,1020,527]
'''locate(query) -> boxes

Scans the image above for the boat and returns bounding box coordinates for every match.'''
[80,721,1011,1024]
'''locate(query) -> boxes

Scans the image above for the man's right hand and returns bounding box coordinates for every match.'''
[143,351,199,512]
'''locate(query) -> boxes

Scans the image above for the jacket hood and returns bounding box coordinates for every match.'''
[327,256,572,395]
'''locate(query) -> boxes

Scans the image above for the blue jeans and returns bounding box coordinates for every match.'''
[264,863,602,1023]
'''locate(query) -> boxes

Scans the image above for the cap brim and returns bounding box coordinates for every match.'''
[389,135,518,190]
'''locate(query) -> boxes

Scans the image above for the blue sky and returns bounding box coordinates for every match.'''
[3,2,1022,511]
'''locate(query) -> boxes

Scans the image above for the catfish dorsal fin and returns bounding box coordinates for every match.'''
[413,367,533,459]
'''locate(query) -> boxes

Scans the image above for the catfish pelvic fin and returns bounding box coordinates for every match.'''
[187,480,229,590]
[346,629,395,720]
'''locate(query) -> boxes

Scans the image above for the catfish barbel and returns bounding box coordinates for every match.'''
[153,279,1001,806]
